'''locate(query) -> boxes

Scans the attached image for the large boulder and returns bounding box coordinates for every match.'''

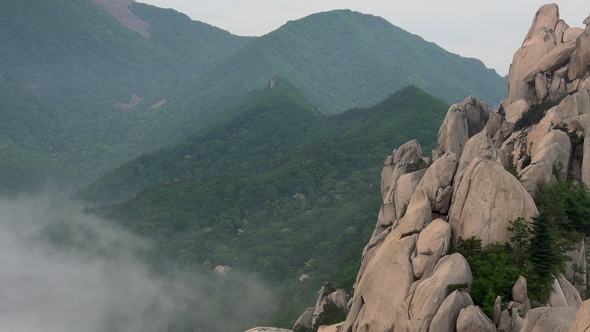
[455,305,496,332]
[505,99,529,124]
[340,235,416,332]
[430,290,473,332]
[569,28,590,80]
[568,298,590,332]
[527,106,563,158]
[407,253,473,331]
[375,140,427,237]
[583,126,590,187]
[293,307,314,330]
[530,129,572,181]
[433,97,488,160]
[508,4,559,103]
[411,219,451,280]
[449,158,538,246]
[312,286,348,327]
[523,41,577,83]
[520,307,577,332]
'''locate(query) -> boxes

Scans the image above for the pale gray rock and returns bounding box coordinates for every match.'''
[505,99,529,124]
[583,127,590,187]
[430,290,474,332]
[569,28,590,80]
[374,202,395,237]
[509,14,558,103]
[522,4,560,48]
[521,307,577,332]
[555,19,569,45]
[512,307,525,332]
[394,170,427,219]
[340,235,416,332]
[557,274,582,309]
[449,158,538,246]
[433,186,453,215]
[455,305,496,332]
[567,298,590,332]
[527,106,563,158]
[563,27,584,43]
[433,97,488,160]
[568,114,590,132]
[560,90,590,123]
[497,309,512,332]
[513,276,528,304]
[549,67,569,101]
[536,72,549,100]
[411,219,451,279]
[520,160,558,198]
[452,130,497,195]
[375,140,427,237]
[565,240,587,296]
[493,295,502,325]
[293,307,314,329]
[548,277,569,308]
[317,324,341,332]
[312,288,348,326]
[408,253,473,331]
[485,113,503,138]
[214,265,232,275]
[245,328,292,332]
[524,41,577,83]
[393,152,457,237]
[530,129,572,181]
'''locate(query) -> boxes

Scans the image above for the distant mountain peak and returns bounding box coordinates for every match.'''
[90,0,151,38]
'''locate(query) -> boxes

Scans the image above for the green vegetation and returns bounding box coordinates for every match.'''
[513,93,574,131]
[453,177,590,318]
[87,83,448,329]
[0,1,505,196]
[78,81,448,204]
[0,0,251,194]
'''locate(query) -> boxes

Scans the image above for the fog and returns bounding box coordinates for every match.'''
[0,195,276,332]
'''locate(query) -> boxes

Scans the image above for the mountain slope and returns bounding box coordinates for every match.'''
[89,82,449,329]
[158,9,505,134]
[78,79,448,205]
[0,0,251,193]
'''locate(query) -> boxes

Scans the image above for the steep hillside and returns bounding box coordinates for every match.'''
[87,82,450,329]
[78,79,448,204]
[160,9,505,131]
[302,4,590,332]
[0,0,251,192]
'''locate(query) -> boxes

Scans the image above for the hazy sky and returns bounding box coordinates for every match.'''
[138,0,589,76]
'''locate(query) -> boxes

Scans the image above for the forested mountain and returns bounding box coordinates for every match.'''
[0,0,251,193]
[0,0,505,195]
[161,9,506,125]
[78,78,447,204]
[87,80,450,329]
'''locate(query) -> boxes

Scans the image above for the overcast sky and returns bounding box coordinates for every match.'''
[138,0,588,76]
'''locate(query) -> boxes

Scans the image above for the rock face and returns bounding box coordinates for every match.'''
[456,305,496,332]
[520,307,577,332]
[334,4,590,332]
[408,254,473,331]
[568,298,590,332]
[449,157,538,246]
[508,4,559,103]
[433,96,489,161]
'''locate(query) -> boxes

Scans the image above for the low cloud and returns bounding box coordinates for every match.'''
[0,195,276,332]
